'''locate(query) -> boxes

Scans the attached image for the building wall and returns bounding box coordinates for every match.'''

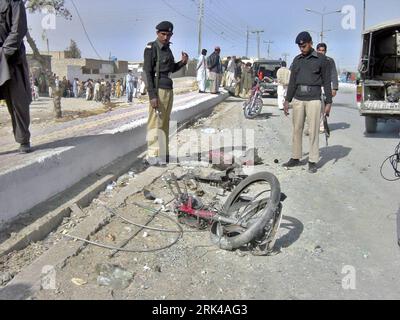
[52,59,86,79]
[26,54,52,74]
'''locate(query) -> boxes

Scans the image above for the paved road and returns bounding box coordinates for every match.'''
[18,84,400,300]
[258,84,400,299]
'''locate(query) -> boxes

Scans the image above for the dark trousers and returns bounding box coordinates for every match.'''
[2,79,31,144]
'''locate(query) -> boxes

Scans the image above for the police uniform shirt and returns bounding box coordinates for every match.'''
[143,39,186,100]
[286,49,333,104]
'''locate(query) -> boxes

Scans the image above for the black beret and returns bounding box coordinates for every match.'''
[295,31,312,45]
[156,21,174,32]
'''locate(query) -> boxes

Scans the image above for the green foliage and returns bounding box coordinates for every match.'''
[24,0,72,19]
[66,39,81,58]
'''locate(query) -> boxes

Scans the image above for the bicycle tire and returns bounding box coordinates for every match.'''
[243,97,263,119]
[210,172,281,251]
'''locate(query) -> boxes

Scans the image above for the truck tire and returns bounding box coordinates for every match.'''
[365,116,378,133]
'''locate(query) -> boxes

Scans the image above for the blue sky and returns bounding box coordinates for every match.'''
[27,0,400,71]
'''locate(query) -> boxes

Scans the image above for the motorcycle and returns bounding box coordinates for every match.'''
[243,78,264,119]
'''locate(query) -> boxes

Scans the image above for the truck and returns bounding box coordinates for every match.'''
[252,59,284,98]
[358,19,400,133]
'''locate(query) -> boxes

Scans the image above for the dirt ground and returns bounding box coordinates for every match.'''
[2,91,400,300]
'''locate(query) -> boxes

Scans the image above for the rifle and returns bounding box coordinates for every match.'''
[323,114,331,147]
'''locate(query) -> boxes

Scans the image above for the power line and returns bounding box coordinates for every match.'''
[205,1,248,38]
[218,0,254,30]
[69,0,102,59]
[205,15,242,42]
[161,0,197,22]
[161,0,232,44]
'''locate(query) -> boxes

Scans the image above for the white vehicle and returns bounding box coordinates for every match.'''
[358,19,400,133]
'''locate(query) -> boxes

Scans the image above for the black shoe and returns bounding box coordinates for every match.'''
[283,158,300,168]
[199,90,205,93]
[19,143,32,154]
[308,162,318,174]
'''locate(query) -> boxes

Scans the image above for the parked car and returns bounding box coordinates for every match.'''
[357,19,400,133]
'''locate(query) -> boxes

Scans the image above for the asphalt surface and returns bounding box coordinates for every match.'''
[6,84,400,300]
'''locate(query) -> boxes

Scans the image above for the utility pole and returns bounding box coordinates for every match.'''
[305,8,341,43]
[251,30,264,59]
[198,0,205,56]
[282,53,290,63]
[264,40,274,59]
[246,26,249,58]
[363,0,366,31]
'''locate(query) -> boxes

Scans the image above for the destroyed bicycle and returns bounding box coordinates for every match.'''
[164,171,283,255]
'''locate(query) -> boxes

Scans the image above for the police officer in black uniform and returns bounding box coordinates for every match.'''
[143,21,188,166]
[283,31,332,174]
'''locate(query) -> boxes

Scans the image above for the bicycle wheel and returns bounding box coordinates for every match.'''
[210,172,282,254]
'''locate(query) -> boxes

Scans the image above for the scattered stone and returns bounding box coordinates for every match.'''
[71,278,87,286]
[313,245,324,255]
[96,263,134,290]
[154,265,162,273]
[106,234,116,242]
[117,174,131,187]
[143,265,151,272]
[0,272,13,286]
[106,182,117,192]
[143,189,157,201]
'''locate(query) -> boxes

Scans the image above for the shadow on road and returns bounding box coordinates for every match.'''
[329,122,351,131]
[253,112,280,120]
[318,145,352,168]
[0,283,33,300]
[273,215,304,252]
[364,120,400,139]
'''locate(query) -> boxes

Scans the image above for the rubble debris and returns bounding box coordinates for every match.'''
[117,175,131,187]
[0,272,14,286]
[128,171,135,178]
[143,189,157,201]
[143,265,151,272]
[106,234,116,242]
[237,148,263,166]
[71,278,88,286]
[96,263,134,290]
[154,265,162,273]
[201,128,218,134]
[106,182,117,192]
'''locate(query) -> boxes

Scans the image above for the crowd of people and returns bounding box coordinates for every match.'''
[29,71,147,104]
[196,47,256,99]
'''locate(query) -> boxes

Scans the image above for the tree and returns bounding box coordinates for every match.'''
[66,39,81,58]
[24,0,72,68]
[24,1,72,118]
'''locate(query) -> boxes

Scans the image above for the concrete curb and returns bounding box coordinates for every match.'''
[0,92,228,257]
[0,167,170,300]
[0,92,228,224]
